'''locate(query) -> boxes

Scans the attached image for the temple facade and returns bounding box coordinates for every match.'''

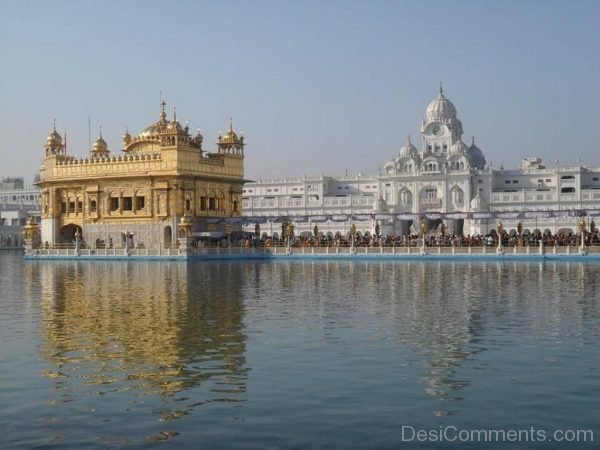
[38,102,245,248]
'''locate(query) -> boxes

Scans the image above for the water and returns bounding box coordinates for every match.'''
[1,251,599,449]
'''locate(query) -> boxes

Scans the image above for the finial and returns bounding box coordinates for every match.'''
[229,117,233,132]
[99,125,103,138]
[160,97,166,120]
[439,81,443,95]
[53,118,57,131]
[407,135,411,144]
[472,136,475,145]
[173,106,177,121]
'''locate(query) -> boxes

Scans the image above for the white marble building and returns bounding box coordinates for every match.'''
[242,87,600,238]
[0,177,41,247]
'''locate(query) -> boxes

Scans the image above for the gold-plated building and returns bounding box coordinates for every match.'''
[38,102,245,248]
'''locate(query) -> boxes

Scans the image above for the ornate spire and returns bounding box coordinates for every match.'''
[229,117,233,132]
[173,106,177,122]
[439,81,444,95]
[53,118,57,131]
[160,99,167,122]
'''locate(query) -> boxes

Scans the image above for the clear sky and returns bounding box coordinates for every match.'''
[1,0,599,183]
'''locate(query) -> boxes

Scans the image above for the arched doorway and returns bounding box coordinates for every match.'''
[164,226,172,248]
[60,224,82,244]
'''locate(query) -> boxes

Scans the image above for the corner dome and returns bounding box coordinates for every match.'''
[449,139,468,156]
[93,136,108,152]
[218,119,243,145]
[46,127,62,147]
[399,136,418,158]
[426,85,457,122]
[468,137,486,169]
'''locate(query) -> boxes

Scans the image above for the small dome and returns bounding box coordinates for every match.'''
[426,85,457,122]
[219,119,243,145]
[123,129,132,143]
[93,136,107,151]
[468,137,486,169]
[449,139,468,156]
[399,136,418,158]
[167,119,183,132]
[46,128,62,147]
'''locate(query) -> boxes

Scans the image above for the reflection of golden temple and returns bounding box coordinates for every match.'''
[37,261,247,402]
[37,103,245,249]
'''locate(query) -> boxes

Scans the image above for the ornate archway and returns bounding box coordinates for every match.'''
[60,224,82,243]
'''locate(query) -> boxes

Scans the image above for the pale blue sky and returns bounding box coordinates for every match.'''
[1,0,599,182]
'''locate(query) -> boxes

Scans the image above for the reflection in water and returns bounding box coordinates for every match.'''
[34,260,247,435]
[14,258,600,447]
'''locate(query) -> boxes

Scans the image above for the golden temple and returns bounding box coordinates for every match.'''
[37,102,245,249]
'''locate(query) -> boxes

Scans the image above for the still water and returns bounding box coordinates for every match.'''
[1,251,599,449]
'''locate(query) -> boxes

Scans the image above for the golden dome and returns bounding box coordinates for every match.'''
[219,119,243,144]
[46,122,63,147]
[92,127,109,155]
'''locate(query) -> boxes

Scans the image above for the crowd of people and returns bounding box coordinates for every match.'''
[251,229,600,248]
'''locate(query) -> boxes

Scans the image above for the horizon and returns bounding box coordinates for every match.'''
[1,0,599,184]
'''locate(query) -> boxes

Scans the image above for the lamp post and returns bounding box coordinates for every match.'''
[420,220,427,255]
[517,221,523,247]
[496,221,504,255]
[439,222,446,248]
[350,222,356,254]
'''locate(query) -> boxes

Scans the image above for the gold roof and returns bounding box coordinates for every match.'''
[219,119,243,145]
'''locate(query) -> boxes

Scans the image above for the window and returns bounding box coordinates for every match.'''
[594,177,599,182]
[69,201,75,212]
[561,187,575,193]
[512,180,519,184]
[61,202,66,213]
[110,198,119,211]
[505,180,511,184]
[185,199,191,211]
[77,201,83,211]
[122,197,133,211]
[90,200,97,213]
[233,200,238,212]
[561,175,575,180]
[200,197,207,211]
[443,144,448,151]
[136,196,145,210]
[208,197,216,211]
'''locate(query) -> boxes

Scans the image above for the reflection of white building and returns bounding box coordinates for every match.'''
[243,87,600,238]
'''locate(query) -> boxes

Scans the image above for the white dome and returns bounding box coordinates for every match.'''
[399,136,418,158]
[426,87,457,122]
[449,139,468,156]
[468,137,486,169]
